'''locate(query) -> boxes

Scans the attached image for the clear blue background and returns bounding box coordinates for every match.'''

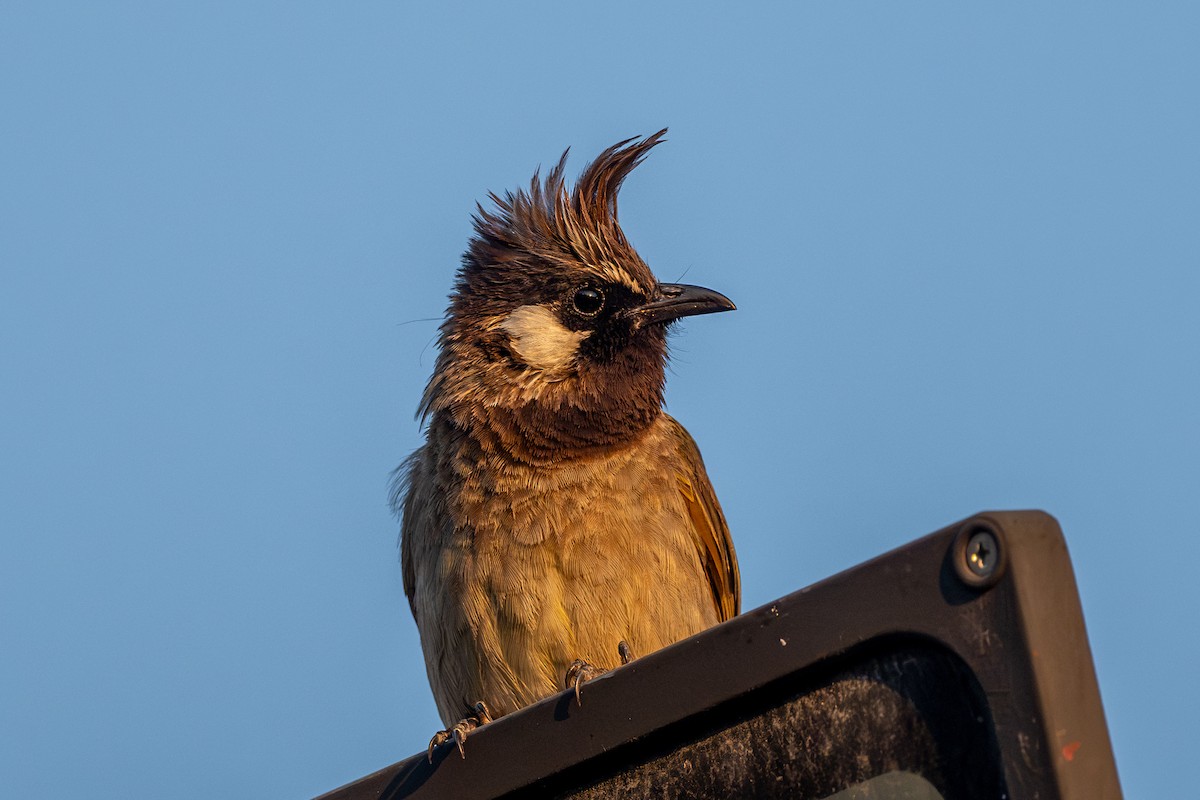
[2,3,1195,797]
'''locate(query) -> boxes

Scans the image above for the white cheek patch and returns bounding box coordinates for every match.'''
[500,304,588,372]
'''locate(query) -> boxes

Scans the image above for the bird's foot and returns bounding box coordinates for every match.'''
[564,640,635,706]
[564,659,600,706]
[427,701,493,763]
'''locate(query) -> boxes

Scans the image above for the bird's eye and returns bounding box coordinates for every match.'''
[571,286,605,316]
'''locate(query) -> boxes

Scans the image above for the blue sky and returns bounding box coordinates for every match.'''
[2,3,1195,797]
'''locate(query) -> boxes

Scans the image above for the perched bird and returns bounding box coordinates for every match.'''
[395,130,739,759]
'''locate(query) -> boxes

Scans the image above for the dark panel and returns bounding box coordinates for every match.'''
[547,642,1003,800]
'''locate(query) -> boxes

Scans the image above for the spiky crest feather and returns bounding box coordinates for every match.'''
[466,129,666,298]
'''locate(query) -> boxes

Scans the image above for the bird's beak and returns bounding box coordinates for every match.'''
[631,283,737,328]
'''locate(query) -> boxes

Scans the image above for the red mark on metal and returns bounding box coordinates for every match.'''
[1062,741,1082,761]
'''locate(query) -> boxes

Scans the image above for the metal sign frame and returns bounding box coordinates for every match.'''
[316,510,1120,799]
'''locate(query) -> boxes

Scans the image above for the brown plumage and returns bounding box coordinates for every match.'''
[395,130,739,756]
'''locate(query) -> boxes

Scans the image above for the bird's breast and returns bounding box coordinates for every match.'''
[422,417,717,713]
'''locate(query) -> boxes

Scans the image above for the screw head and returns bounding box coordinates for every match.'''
[953,521,1007,589]
[965,530,998,578]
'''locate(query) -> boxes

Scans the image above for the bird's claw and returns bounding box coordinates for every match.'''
[452,722,473,758]
[564,641,635,706]
[427,730,450,763]
[427,702,493,763]
[565,659,600,706]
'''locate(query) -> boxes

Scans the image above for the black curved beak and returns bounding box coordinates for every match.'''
[632,283,736,327]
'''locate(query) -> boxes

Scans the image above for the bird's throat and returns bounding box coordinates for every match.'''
[446,373,666,466]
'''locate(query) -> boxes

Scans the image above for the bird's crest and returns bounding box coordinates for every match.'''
[466,130,668,296]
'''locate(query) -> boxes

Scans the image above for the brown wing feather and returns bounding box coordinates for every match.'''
[664,415,740,620]
[392,450,423,616]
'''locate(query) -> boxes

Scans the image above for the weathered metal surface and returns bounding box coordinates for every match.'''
[315,511,1121,800]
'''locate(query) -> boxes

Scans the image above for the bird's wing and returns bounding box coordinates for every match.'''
[392,450,424,616]
[664,415,741,621]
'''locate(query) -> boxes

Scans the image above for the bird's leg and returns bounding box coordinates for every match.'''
[564,640,635,706]
[427,701,493,763]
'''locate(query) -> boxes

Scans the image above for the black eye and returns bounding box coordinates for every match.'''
[571,286,605,316]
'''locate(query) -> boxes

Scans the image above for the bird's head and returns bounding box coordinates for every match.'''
[421,130,734,463]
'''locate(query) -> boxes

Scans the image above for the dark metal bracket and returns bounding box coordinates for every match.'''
[316,510,1121,800]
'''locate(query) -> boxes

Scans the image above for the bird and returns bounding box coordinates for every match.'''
[394,129,740,761]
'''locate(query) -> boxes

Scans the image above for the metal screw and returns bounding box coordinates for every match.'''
[952,521,1006,590]
[965,530,998,579]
